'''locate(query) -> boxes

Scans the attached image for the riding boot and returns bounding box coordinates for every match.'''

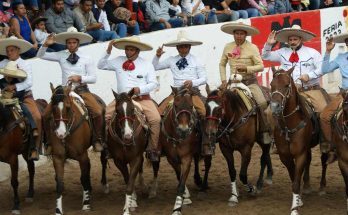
[326,142,337,164]
[258,107,272,144]
[92,115,105,152]
[146,140,160,162]
[29,135,40,161]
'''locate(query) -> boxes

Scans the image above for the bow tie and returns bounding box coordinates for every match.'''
[176,57,188,70]
[66,53,79,65]
[122,60,135,71]
[289,51,299,63]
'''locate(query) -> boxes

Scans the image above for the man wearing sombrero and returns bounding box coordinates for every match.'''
[153,30,207,119]
[320,33,348,163]
[98,36,161,161]
[262,25,331,152]
[37,28,105,153]
[219,22,272,145]
[0,37,42,160]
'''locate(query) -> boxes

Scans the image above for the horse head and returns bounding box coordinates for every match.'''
[50,82,73,139]
[270,66,296,117]
[171,86,196,139]
[204,84,223,138]
[112,89,137,144]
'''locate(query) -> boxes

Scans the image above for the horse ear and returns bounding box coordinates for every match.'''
[271,66,276,74]
[112,90,118,100]
[287,66,295,75]
[50,82,55,93]
[128,88,135,98]
[206,84,211,95]
[171,86,177,96]
[66,82,72,93]
[339,87,346,99]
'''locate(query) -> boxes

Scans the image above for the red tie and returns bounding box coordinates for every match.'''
[122,60,135,71]
[289,52,299,63]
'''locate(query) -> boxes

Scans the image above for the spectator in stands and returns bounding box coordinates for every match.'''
[181,0,219,25]
[239,0,275,16]
[104,0,140,37]
[64,0,80,9]
[9,1,38,59]
[145,0,184,31]
[92,0,111,31]
[309,0,340,9]
[202,0,240,22]
[74,0,118,42]
[169,0,188,26]
[31,16,54,49]
[224,0,249,18]
[269,0,293,14]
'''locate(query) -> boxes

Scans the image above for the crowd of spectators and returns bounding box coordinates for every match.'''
[0,0,343,59]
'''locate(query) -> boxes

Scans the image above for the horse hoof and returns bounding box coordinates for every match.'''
[302,187,312,195]
[103,184,110,194]
[82,204,91,211]
[11,210,20,215]
[25,197,34,203]
[148,190,157,199]
[172,211,182,215]
[183,198,192,205]
[228,196,238,207]
[122,211,131,215]
[265,178,273,185]
[290,210,300,215]
[228,201,238,207]
[130,207,136,212]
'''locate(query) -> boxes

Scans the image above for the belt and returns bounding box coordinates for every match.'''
[299,84,321,92]
[133,94,151,101]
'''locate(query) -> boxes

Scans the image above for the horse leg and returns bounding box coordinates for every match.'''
[256,143,273,191]
[79,153,92,211]
[23,155,35,202]
[337,158,348,215]
[200,155,212,192]
[319,152,329,195]
[239,146,256,195]
[123,157,142,215]
[149,160,160,199]
[172,155,193,215]
[219,143,238,206]
[290,152,307,215]
[137,157,147,195]
[53,157,65,215]
[100,150,109,194]
[193,153,203,188]
[303,151,312,194]
[10,156,20,214]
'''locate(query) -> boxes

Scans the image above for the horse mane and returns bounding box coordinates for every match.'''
[116,92,132,104]
[223,89,245,114]
[51,85,65,105]
[208,90,220,98]
[0,104,14,128]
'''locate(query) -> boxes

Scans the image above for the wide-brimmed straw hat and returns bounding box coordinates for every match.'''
[0,36,32,56]
[221,22,260,36]
[275,25,316,43]
[163,30,202,47]
[0,61,27,79]
[113,36,153,51]
[55,27,93,45]
[333,32,348,43]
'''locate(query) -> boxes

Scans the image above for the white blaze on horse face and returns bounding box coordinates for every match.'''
[122,102,133,138]
[208,100,219,116]
[55,102,67,138]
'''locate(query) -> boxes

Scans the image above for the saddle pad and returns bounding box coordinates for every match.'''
[0,97,19,106]
[134,105,149,130]
[298,94,315,119]
[236,88,254,112]
[228,82,252,97]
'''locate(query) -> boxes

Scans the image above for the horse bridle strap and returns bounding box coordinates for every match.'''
[279,120,307,142]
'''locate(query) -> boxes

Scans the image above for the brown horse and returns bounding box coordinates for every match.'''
[0,99,35,214]
[270,67,326,215]
[150,87,198,215]
[46,83,92,215]
[330,88,348,214]
[215,83,273,206]
[100,89,148,215]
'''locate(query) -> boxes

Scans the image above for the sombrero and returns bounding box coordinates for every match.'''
[163,30,202,47]
[221,22,260,36]
[55,27,93,45]
[113,36,153,51]
[0,36,32,56]
[275,25,316,43]
[333,32,348,43]
[0,61,27,79]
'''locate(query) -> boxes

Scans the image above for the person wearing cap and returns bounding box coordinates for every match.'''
[36,29,105,153]
[97,37,161,161]
[320,33,348,163]
[153,30,207,118]
[219,22,272,144]
[32,16,49,46]
[0,37,42,160]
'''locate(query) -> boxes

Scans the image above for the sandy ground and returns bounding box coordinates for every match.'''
[0,144,346,215]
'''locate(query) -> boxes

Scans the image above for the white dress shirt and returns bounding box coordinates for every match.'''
[152,53,207,88]
[94,6,111,31]
[37,47,97,86]
[262,44,322,87]
[34,29,49,45]
[98,52,158,95]
[0,58,33,92]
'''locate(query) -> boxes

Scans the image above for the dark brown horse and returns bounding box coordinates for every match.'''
[0,99,34,214]
[330,88,348,214]
[270,67,326,215]
[46,83,92,215]
[100,89,148,215]
[215,83,273,206]
[150,87,198,215]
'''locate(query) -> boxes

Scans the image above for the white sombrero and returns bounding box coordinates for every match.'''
[275,25,316,43]
[163,30,202,47]
[55,27,93,45]
[113,36,153,51]
[221,22,260,36]
[0,36,32,56]
[333,32,348,43]
[0,61,27,79]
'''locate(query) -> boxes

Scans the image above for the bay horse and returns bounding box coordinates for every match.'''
[46,83,92,215]
[100,89,148,215]
[270,67,326,215]
[330,88,348,214]
[150,87,199,215]
[0,99,34,214]
[214,82,273,206]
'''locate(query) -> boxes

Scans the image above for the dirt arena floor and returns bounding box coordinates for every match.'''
[0,144,346,215]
